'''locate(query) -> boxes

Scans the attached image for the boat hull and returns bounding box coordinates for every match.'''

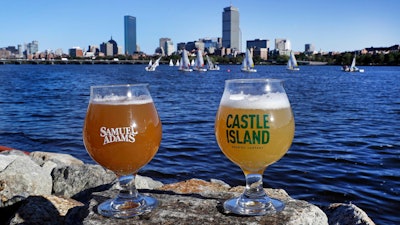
[179,68,193,72]
[241,68,257,73]
[287,67,300,71]
[194,68,207,72]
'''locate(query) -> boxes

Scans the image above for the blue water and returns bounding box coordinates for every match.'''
[0,64,399,224]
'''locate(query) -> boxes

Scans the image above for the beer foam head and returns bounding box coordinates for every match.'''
[91,94,153,105]
[221,93,290,109]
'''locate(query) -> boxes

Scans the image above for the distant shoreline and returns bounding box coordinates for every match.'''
[1,59,397,66]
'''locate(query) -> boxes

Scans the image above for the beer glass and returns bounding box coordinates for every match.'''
[83,84,162,218]
[215,79,294,215]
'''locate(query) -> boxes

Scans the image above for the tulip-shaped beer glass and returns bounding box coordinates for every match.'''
[215,79,294,215]
[83,84,162,218]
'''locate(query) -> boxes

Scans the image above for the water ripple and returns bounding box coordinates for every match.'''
[0,65,399,224]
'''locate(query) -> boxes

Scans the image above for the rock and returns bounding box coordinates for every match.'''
[0,154,52,207]
[30,151,84,167]
[324,203,376,225]
[135,174,163,190]
[0,149,28,156]
[52,164,117,198]
[0,152,377,225]
[76,179,328,225]
[0,154,19,171]
[160,178,230,195]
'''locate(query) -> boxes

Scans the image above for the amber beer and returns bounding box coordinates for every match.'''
[215,94,294,175]
[83,99,162,176]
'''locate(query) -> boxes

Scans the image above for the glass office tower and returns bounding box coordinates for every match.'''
[222,6,241,52]
[124,15,137,54]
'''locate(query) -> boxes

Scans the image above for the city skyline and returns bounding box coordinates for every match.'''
[1,0,399,54]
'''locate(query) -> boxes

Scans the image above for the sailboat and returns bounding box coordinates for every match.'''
[241,49,257,73]
[175,59,180,67]
[287,51,300,71]
[169,59,174,66]
[179,50,193,72]
[206,55,220,71]
[193,50,207,72]
[145,56,161,71]
[343,54,364,72]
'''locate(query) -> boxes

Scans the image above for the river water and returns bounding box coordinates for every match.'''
[0,64,399,224]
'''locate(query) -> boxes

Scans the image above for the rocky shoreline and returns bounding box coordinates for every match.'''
[0,149,375,225]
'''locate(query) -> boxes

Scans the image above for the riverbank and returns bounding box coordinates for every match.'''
[0,149,375,224]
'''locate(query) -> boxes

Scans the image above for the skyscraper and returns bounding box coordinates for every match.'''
[124,15,136,54]
[26,40,39,54]
[159,38,174,56]
[275,38,291,55]
[222,5,241,52]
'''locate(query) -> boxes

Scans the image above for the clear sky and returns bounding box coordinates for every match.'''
[1,0,399,54]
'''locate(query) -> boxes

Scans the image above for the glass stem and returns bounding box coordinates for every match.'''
[243,174,268,199]
[117,174,140,200]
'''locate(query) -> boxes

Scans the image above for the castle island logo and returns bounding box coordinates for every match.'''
[100,126,138,145]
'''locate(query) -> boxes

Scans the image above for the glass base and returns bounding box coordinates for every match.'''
[98,195,158,218]
[223,196,285,216]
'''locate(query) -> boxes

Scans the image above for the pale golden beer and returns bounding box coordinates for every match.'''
[83,101,161,176]
[215,79,295,215]
[215,106,294,175]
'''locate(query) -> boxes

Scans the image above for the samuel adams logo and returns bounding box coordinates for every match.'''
[100,126,138,145]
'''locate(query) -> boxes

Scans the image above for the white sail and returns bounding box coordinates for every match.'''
[287,51,300,71]
[169,59,173,66]
[241,49,257,72]
[145,57,161,71]
[350,56,356,69]
[179,50,192,72]
[343,54,364,72]
[194,50,207,72]
[206,55,220,70]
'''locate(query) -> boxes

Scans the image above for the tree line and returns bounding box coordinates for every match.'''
[75,51,400,66]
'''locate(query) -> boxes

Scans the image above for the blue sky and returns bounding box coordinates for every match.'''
[1,0,399,54]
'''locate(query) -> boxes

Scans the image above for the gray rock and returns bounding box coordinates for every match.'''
[0,153,377,225]
[51,164,117,198]
[75,186,328,225]
[0,155,52,207]
[324,203,376,225]
[30,151,84,167]
[0,149,28,157]
[135,174,164,190]
[0,154,19,171]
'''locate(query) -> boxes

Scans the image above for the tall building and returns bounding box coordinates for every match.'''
[100,37,118,56]
[124,15,136,54]
[247,39,270,60]
[201,37,221,54]
[69,47,83,58]
[159,38,174,56]
[305,44,315,53]
[164,40,174,56]
[26,40,39,55]
[222,5,241,52]
[275,38,291,55]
